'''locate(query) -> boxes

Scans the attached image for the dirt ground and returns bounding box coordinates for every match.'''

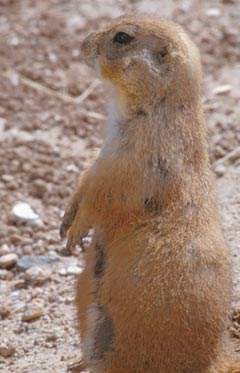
[0,0,239,372]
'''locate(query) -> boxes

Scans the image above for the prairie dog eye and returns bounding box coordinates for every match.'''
[113,32,134,45]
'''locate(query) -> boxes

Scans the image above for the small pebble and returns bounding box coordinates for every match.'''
[0,342,16,357]
[11,301,25,313]
[59,268,67,276]
[66,266,83,275]
[206,8,221,17]
[0,244,11,256]
[64,296,74,305]
[48,51,57,63]
[9,234,23,244]
[66,164,79,173]
[46,333,58,342]
[14,279,27,289]
[0,118,7,132]
[0,285,8,295]
[72,49,80,57]
[9,72,19,87]
[66,14,86,31]
[30,180,47,198]
[0,269,14,280]
[9,35,20,46]
[0,305,10,318]
[212,85,232,95]
[214,164,226,177]
[22,302,44,322]
[0,253,18,269]
[24,266,51,285]
[11,202,42,226]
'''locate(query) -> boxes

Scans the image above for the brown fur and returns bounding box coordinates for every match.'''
[61,16,239,372]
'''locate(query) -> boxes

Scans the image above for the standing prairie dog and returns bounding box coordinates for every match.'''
[60,16,239,373]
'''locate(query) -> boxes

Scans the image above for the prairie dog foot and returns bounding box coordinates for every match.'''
[67,358,87,372]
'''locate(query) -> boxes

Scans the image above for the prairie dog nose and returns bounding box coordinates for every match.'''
[81,32,98,59]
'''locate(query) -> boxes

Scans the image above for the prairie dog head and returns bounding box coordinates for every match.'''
[81,16,202,113]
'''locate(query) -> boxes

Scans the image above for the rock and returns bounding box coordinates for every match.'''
[0,269,14,280]
[48,250,58,257]
[72,49,80,57]
[16,255,60,271]
[66,14,86,31]
[46,333,58,342]
[212,85,232,95]
[14,279,27,289]
[0,342,16,357]
[9,35,20,46]
[10,290,20,301]
[0,253,18,269]
[205,8,221,17]
[30,180,47,198]
[64,296,74,305]
[48,51,57,63]
[0,305,10,318]
[11,301,25,313]
[66,266,83,275]
[0,117,6,132]
[1,174,14,182]
[58,268,67,276]
[66,163,79,173]
[11,202,42,225]
[22,301,44,322]
[24,266,51,285]
[0,243,11,256]
[59,264,83,276]
[9,72,19,87]
[9,234,24,244]
[214,164,226,177]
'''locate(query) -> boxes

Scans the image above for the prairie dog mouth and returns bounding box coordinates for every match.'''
[82,55,101,75]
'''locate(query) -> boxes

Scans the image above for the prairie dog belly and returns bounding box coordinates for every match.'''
[81,226,231,372]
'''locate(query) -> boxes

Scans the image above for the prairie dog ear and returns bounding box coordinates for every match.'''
[156,43,173,63]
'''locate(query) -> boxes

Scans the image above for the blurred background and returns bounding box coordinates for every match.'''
[0,0,239,371]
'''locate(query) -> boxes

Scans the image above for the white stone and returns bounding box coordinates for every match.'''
[58,268,67,276]
[66,163,79,173]
[72,49,80,57]
[9,36,20,46]
[9,72,19,87]
[214,164,226,177]
[212,85,232,95]
[66,15,86,31]
[48,51,57,63]
[206,8,221,17]
[66,266,83,275]
[11,202,42,224]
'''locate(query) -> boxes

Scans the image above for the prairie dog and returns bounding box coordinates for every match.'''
[61,16,239,373]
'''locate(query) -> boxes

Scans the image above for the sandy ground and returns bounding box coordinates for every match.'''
[0,0,239,372]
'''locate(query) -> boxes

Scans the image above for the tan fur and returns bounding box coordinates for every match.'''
[61,16,239,373]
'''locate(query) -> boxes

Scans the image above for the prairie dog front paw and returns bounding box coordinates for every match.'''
[66,209,90,252]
